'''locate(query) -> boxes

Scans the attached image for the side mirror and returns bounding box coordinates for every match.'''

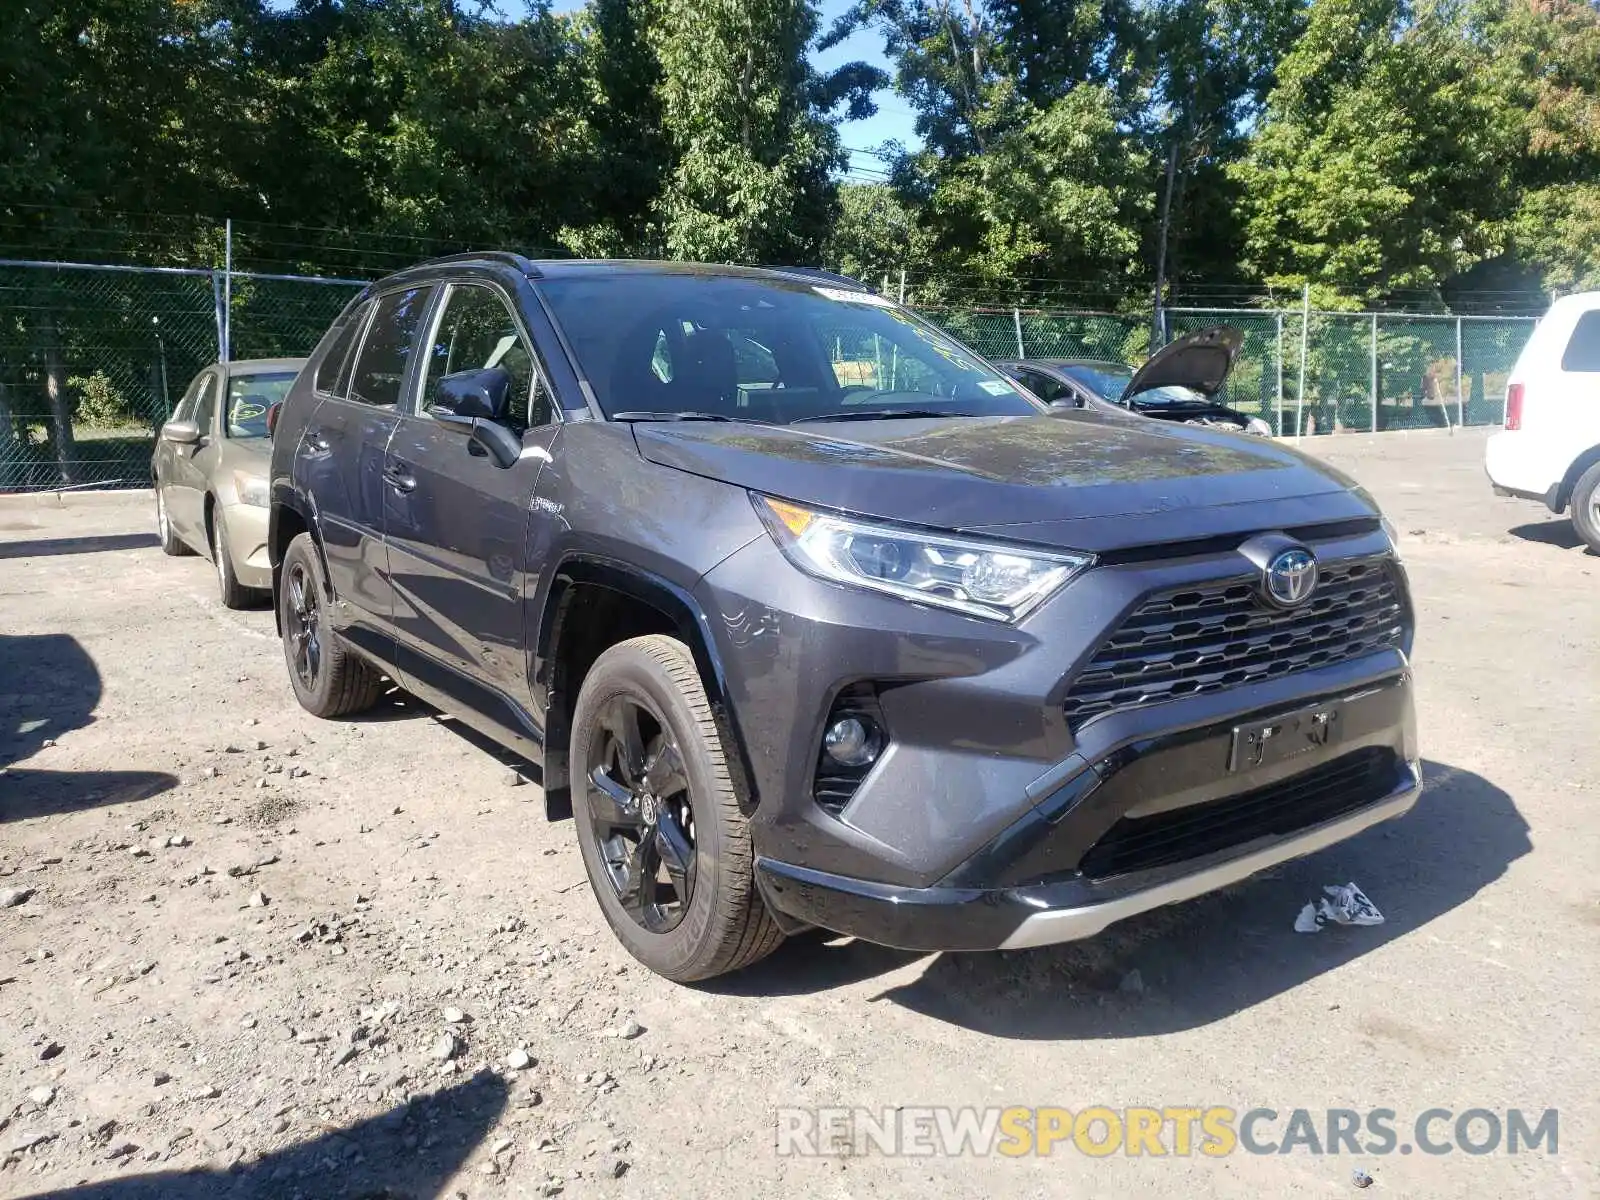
[265,400,283,438]
[161,419,201,445]
[436,367,512,423]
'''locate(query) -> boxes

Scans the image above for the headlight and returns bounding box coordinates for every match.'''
[233,470,268,508]
[1245,416,1274,436]
[753,495,1092,623]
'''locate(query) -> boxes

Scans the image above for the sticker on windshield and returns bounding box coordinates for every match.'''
[813,286,899,308]
[978,380,1015,396]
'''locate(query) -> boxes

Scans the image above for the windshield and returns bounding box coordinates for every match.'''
[1058,363,1207,408]
[538,272,1041,424]
[226,372,298,438]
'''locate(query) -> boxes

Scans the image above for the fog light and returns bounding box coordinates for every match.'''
[823,716,881,768]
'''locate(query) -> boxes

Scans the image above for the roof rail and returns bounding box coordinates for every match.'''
[415,250,543,276]
[762,265,871,292]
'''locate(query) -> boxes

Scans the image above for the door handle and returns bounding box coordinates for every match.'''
[382,463,416,494]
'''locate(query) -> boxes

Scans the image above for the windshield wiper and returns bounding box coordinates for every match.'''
[790,408,984,424]
[610,410,766,425]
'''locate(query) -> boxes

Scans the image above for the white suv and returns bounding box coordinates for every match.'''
[1485,292,1600,551]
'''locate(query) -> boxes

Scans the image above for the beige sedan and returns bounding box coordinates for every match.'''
[151,357,306,608]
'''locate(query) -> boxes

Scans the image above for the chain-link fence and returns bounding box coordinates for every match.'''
[0,260,361,491]
[920,304,1535,438]
[0,258,1541,491]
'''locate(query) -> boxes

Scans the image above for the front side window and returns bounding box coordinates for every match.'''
[192,372,219,435]
[225,372,298,438]
[348,288,432,409]
[538,272,1040,424]
[419,284,549,430]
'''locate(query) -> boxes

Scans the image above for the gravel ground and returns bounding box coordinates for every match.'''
[1,427,1596,1199]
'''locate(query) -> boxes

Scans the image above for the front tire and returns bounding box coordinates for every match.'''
[570,635,783,983]
[156,486,189,556]
[278,533,385,717]
[211,509,255,610]
[1571,461,1600,553]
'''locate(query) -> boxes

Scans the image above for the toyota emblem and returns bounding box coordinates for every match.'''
[1263,547,1318,608]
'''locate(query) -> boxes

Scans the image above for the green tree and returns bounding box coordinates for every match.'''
[648,0,881,263]
[1230,0,1523,301]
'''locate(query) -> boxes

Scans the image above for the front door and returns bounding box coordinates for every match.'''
[304,285,433,656]
[384,281,556,724]
[166,369,220,542]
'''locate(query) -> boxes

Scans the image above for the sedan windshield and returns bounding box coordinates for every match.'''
[538,272,1041,424]
[1058,364,1207,408]
[226,372,297,438]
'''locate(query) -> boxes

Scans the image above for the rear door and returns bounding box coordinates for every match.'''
[303,285,433,657]
[384,279,558,724]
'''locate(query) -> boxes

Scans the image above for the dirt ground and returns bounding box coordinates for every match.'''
[2,427,1596,1199]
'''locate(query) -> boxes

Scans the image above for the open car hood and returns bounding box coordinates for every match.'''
[1124,325,1242,400]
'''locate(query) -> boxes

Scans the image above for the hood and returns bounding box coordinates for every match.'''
[1124,325,1242,400]
[635,413,1375,554]
[216,435,272,475]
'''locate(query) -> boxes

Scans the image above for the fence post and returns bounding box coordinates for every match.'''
[1013,308,1026,359]
[1296,284,1310,438]
[1455,316,1465,429]
[223,218,233,362]
[211,271,226,360]
[1275,312,1284,436]
[1370,312,1379,434]
[898,269,906,305]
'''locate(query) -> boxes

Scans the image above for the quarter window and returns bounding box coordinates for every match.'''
[348,288,432,409]
[420,284,550,430]
[1561,310,1600,372]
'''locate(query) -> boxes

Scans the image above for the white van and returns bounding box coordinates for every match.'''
[1485,292,1600,551]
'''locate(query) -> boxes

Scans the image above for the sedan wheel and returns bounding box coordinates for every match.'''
[156,487,189,557]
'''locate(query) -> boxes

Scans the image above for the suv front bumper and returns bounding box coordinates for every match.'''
[752,671,1420,952]
[756,756,1420,952]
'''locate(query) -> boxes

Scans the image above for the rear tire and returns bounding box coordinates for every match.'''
[1572,461,1600,553]
[278,533,385,718]
[156,486,189,556]
[570,634,783,983]
[211,510,255,610]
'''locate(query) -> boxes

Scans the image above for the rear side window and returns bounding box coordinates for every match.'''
[314,301,372,396]
[1561,310,1600,372]
[349,288,432,409]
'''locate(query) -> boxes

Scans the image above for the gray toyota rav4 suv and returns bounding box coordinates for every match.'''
[268,253,1419,982]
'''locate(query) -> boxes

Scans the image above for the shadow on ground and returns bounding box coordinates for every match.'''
[0,533,159,559]
[1508,520,1591,552]
[10,1063,510,1199]
[718,760,1528,1039]
[0,633,177,820]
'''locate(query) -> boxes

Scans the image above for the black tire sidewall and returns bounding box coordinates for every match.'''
[1573,463,1600,552]
[279,536,335,712]
[214,514,239,603]
[571,646,731,980]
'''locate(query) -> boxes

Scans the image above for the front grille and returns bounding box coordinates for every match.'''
[1063,556,1406,729]
[1079,747,1397,880]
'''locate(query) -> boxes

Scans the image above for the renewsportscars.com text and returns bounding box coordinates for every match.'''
[775,1106,1558,1158]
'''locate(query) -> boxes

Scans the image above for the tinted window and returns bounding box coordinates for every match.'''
[348,289,430,408]
[315,301,371,395]
[538,272,1039,424]
[226,372,298,438]
[1562,310,1600,372]
[420,284,549,430]
[192,373,219,434]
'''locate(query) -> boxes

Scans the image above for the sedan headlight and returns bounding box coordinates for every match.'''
[233,470,269,508]
[754,495,1092,622]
